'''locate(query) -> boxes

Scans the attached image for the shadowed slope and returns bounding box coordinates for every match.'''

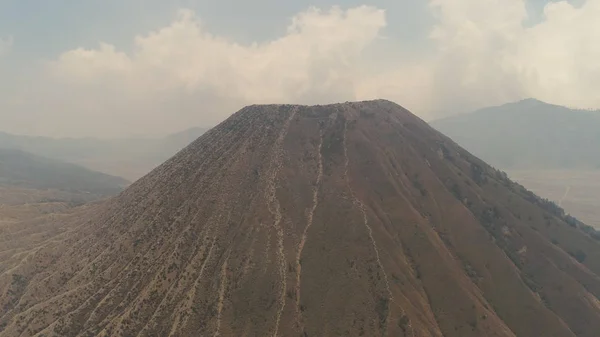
[1,100,600,337]
[0,148,129,196]
[430,99,600,170]
[0,127,207,181]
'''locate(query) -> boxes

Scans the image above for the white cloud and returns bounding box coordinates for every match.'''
[426,0,600,112]
[3,1,600,137]
[50,7,385,103]
[516,0,600,108]
[421,0,530,113]
[18,6,386,137]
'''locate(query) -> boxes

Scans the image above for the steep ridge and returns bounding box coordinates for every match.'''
[1,100,600,337]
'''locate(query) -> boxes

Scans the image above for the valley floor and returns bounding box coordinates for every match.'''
[506,169,600,229]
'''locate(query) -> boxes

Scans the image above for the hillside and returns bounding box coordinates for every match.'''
[1,100,600,337]
[505,170,600,229]
[430,99,600,170]
[0,127,207,180]
[0,148,129,196]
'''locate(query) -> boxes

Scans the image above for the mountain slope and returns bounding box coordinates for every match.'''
[0,148,129,196]
[0,127,207,180]
[430,99,600,169]
[1,100,600,337]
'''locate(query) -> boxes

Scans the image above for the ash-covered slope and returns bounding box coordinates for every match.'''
[1,100,600,337]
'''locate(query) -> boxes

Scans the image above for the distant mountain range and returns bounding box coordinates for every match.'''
[0,127,207,180]
[431,99,600,170]
[0,148,129,196]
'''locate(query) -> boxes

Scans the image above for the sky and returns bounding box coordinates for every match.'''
[0,0,597,138]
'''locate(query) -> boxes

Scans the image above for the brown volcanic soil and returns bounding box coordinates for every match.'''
[1,100,600,337]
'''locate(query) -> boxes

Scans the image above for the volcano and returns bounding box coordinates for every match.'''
[1,100,600,337]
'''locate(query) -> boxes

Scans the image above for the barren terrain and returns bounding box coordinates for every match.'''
[0,186,106,223]
[1,100,599,337]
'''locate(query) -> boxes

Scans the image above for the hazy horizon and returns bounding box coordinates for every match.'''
[0,97,584,140]
[0,124,207,140]
[1,0,599,137]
